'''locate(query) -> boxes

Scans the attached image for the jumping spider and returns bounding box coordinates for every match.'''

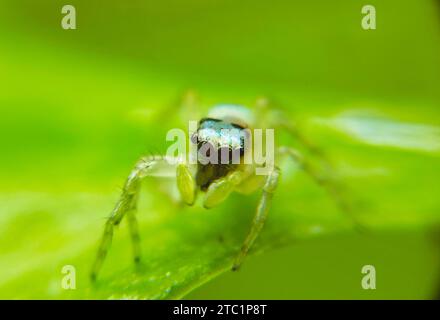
[90,95,359,281]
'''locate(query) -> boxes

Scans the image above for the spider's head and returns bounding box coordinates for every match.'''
[192,105,253,164]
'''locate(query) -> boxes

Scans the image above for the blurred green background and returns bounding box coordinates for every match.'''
[0,0,439,299]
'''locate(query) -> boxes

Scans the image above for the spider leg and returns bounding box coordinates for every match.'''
[127,209,141,264]
[279,119,332,167]
[179,89,202,123]
[255,97,333,169]
[90,155,176,281]
[255,97,364,230]
[232,166,281,271]
[278,146,365,232]
[160,90,202,124]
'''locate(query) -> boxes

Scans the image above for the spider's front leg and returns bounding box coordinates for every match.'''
[90,162,144,281]
[90,156,181,281]
[232,167,281,271]
[201,165,281,271]
[256,98,364,230]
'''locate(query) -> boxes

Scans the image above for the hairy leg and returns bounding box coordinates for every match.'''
[90,155,175,281]
[127,209,141,264]
[232,167,281,271]
[255,97,362,229]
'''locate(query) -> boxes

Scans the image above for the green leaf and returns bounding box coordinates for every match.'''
[1,0,440,299]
